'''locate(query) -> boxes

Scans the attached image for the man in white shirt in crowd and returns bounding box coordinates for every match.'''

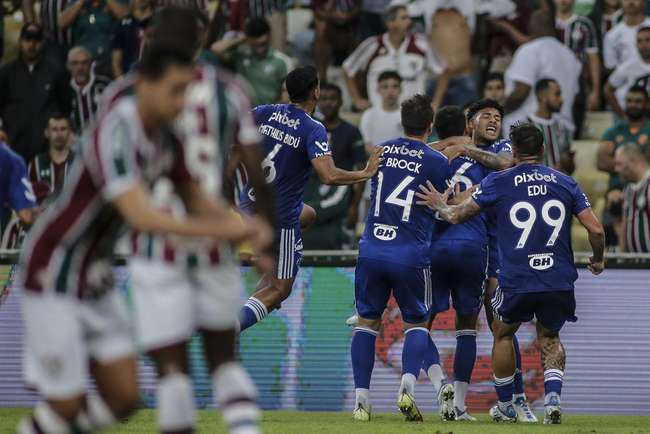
[503,10,581,135]
[603,0,650,71]
[606,26,650,117]
[343,3,448,111]
[359,70,404,153]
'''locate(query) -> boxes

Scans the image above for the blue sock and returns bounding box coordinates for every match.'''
[494,374,515,406]
[421,333,440,371]
[513,335,524,395]
[544,369,564,400]
[239,297,268,331]
[454,330,477,383]
[402,327,429,378]
[351,328,377,389]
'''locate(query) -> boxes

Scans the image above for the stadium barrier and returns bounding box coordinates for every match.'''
[0,251,649,414]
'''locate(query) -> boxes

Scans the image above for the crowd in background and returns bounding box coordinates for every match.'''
[0,0,649,253]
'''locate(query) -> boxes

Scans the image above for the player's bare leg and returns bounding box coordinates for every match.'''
[453,313,479,421]
[423,312,454,421]
[147,342,195,434]
[351,317,380,421]
[489,317,520,423]
[537,322,565,424]
[201,328,262,434]
[397,321,429,422]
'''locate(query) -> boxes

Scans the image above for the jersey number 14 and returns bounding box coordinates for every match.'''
[373,172,415,222]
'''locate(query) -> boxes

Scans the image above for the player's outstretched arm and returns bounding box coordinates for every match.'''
[460,146,514,171]
[576,208,606,275]
[311,146,383,185]
[415,181,481,224]
[111,183,258,244]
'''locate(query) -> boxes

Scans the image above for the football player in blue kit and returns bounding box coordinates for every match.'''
[351,95,452,422]
[416,122,605,424]
[0,141,37,237]
[238,66,382,331]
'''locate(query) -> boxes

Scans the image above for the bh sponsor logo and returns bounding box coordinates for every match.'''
[528,253,554,270]
[373,223,398,241]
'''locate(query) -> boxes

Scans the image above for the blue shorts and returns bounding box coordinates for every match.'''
[430,240,487,316]
[487,236,500,279]
[274,225,303,279]
[491,287,577,333]
[355,257,432,324]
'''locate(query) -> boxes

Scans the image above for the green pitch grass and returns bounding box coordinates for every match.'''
[1,409,649,433]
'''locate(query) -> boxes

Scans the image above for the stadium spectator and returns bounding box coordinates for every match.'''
[597,85,650,247]
[615,143,650,251]
[57,0,128,73]
[67,46,110,133]
[527,78,576,174]
[483,72,506,105]
[0,23,70,164]
[503,10,582,135]
[213,17,292,106]
[313,0,362,81]
[410,0,477,107]
[359,0,390,39]
[603,0,650,70]
[359,70,403,152]
[246,0,289,53]
[304,83,367,249]
[111,0,153,78]
[588,0,623,50]
[555,0,602,136]
[342,3,448,111]
[483,0,532,73]
[28,113,75,206]
[23,0,75,62]
[605,26,650,117]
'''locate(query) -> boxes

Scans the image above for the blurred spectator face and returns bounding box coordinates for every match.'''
[318,88,342,121]
[67,47,93,84]
[386,7,412,37]
[606,0,621,9]
[469,108,502,142]
[637,29,650,60]
[483,79,505,104]
[554,0,574,14]
[614,147,637,182]
[45,118,72,152]
[622,0,644,15]
[248,32,271,58]
[378,77,401,107]
[625,90,647,120]
[540,80,564,113]
[20,25,44,63]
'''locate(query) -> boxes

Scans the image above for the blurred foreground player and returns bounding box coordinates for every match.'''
[16,42,263,434]
[238,65,382,332]
[417,123,605,424]
[351,95,452,422]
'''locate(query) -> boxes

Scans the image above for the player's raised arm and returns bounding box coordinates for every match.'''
[415,180,482,224]
[311,146,382,185]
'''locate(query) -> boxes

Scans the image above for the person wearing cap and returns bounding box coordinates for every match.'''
[0,23,70,164]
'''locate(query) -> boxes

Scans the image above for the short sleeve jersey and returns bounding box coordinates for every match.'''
[359,137,452,267]
[239,103,332,227]
[472,163,591,293]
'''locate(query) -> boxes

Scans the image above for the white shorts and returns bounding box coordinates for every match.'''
[129,257,242,351]
[22,290,134,399]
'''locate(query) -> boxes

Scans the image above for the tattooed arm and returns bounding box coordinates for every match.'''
[415,181,481,224]
[462,146,514,171]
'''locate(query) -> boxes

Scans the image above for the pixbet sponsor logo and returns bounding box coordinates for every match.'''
[268,111,301,130]
[382,143,425,159]
[514,171,558,187]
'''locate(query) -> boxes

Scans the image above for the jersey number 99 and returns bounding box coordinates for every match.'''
[509,199,566,249]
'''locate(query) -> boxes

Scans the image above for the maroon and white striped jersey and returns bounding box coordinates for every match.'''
[18,95,192,299]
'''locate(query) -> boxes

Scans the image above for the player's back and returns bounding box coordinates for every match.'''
[241,103,330,226]
[360,137,450,267]
[475,163,590,292]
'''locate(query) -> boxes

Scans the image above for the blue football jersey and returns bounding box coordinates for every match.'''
[240,104,332,226]
[472,163,591,293]
[359,138,452,267]
[485,139,513,258]
[487,138,513,157]
[0,143,36,213]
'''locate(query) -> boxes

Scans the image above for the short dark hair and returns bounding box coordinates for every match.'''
[466,98,504,122]
[638,25,650,35]
[509,122,544,157]
[627,84,649,99]
[384,4,407,23]
[485,72,504,85]
[401,94,434,136]
[138,41,194,80]
[320,82,342,100]
[47,112,72,127]
[150,7,203,54]
[378,70,402,84]
[434,106,465,139]
[534,78,559,95]
[245,17,271,38]
[285,66,319,103]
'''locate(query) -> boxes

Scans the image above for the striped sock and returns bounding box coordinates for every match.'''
[214,362,261,434]
[494,374,515,409]
[239,297,268,332]
[544,369,564,401]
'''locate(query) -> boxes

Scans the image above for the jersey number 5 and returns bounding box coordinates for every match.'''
[509,199,566,249]
[374,172,415,222]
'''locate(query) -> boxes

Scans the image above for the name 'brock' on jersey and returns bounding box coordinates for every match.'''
[360,138,451,268]
[472,164,591,293]
[239,103,331,226]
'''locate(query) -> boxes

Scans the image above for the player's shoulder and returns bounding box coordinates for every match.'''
[0,142,21,166]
